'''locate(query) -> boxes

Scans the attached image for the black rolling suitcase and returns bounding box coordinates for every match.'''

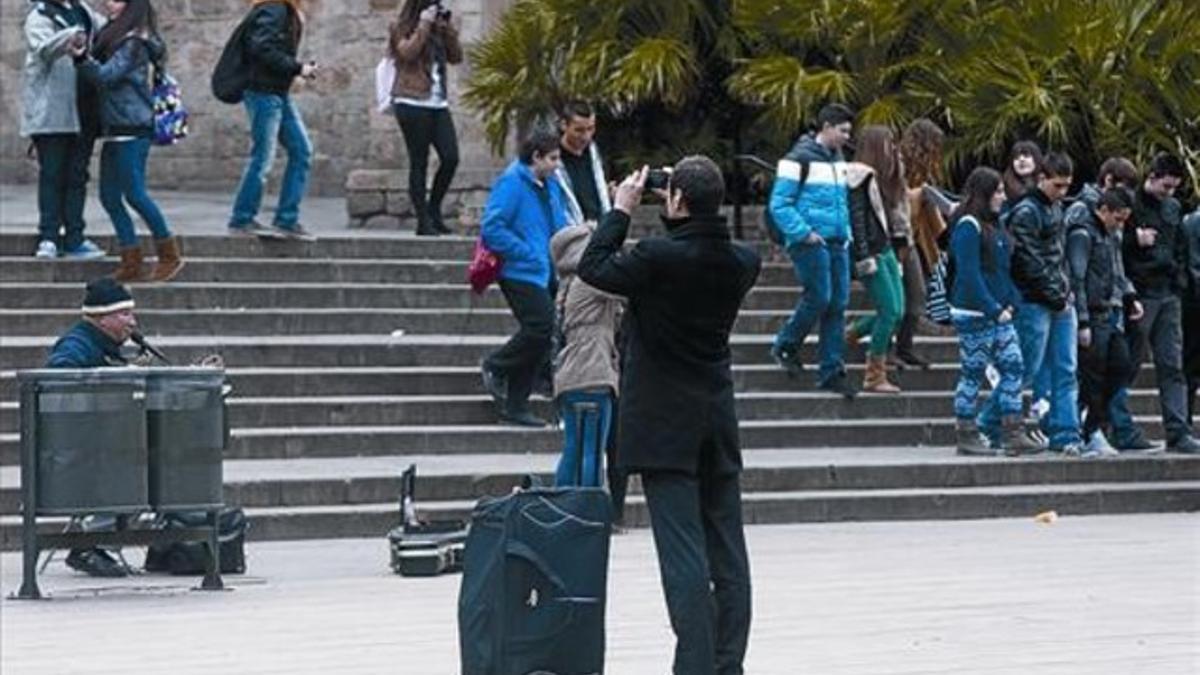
[458,486,612,675]
[388,465,469,576]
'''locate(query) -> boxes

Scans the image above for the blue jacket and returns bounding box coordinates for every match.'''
[949,216,1020,320]
[77,35,166,138]
[45,321,126,368]
[480,160,568,288]
[769,134,851,246]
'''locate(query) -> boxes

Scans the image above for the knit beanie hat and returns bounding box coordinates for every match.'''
[81,278,135,315]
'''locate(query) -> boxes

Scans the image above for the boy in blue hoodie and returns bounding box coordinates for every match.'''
[769,103,857,398]
[480,126,568,426]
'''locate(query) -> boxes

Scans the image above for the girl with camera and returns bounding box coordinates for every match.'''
[388,0,463,236]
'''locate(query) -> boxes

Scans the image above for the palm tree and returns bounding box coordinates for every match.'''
[466,0,1200,198]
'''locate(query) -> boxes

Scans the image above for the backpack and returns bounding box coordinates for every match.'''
[211,9,259,104]
[151,61,188,145]
[762,161,810,245]
[144,508,248,575]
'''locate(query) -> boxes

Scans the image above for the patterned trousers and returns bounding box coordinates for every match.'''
[953,315,1024,419]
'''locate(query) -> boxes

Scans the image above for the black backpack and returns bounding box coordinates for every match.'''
[211,10,259,104]
[762,161,810,246]
[144,508,248,575]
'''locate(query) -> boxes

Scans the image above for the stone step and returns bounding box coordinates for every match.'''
[0,389,1175,435]
[6,479,1198,549]
[3,364,1166,400]
[0,416,1186,465]
[0,257,801,286]
[0,307,887,337]
[0,282,853,311]
[0,232,775,261]
[0,334,964,371]
[7,449,1196,515]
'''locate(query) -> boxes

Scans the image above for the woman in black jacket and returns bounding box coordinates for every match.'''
[74,0,182,282]
[228,0,318,241]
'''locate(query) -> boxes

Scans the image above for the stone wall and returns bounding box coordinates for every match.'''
[0,0,512,200]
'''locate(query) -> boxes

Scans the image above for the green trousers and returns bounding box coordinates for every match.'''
[852,247,905,356]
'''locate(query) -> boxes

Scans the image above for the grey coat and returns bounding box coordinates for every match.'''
[20,1,105,137]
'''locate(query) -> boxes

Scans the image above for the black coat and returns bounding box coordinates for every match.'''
[246,3,303,96]
[1183,209,1200,304]
[1124,187,1187,300]
[577,210,761,476]
[1008,188,1070,310]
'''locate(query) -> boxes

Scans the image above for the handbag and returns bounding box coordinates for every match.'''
[467,239,502,294]
[924,251,952,325]
[374,57,396,114]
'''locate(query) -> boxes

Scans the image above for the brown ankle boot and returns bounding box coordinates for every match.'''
[149,236,185,282]
[112,246,145,282]
[862,354,901,393]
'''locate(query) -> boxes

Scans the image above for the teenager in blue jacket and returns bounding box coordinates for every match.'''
[479,126,568,426]
[947,167,1039,457]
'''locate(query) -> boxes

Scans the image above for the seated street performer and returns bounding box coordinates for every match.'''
[45,278,139,577]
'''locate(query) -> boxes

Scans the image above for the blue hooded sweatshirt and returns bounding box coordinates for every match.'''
[481,160,568,288]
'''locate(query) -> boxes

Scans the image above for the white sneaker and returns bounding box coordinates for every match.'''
[34,240,58,259]
[1082,431,1119,459]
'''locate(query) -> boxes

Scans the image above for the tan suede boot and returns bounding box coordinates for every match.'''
[862,354,901,393]
[112,246,145,282]
[149,236,185,282]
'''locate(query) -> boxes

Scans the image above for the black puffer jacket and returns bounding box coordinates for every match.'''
[1183,209,1200,304]
[1066,211,1135,328]
[246,2,303,96]
[1123,187,1187,300]
[1008,188,1069,310]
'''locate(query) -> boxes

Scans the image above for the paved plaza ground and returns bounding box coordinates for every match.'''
[2,514,1197,674]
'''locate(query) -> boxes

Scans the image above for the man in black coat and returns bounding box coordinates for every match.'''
[1123,153,1200,452]
[578,157,761,675]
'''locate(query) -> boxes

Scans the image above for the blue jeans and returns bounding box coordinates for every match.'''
[33,133,94,250]
[775,240,850,385]
[554,389,613,488]
[230,91,312,228]
[980,302,1081,446]
[99,138,172,247]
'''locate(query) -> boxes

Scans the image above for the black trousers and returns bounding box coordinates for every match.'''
[393,104,459,219]
[1184,301,1200,426]
[1127,296,1190,442]
[894,244,926,356]
[487,279,554,413]
[1079,317,1134,437]
[33,133,95,250]
[605,406,628,522]
[641,467,751,675]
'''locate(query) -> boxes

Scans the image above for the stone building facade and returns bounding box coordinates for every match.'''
[0,0,514,200]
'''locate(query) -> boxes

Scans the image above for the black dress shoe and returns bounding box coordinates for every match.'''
[65,548,128,578]
[896,350,931,370]
[481,363,507,405]
[819,374,858,401]
[500,409,548,427]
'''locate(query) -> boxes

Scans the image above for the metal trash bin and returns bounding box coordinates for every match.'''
[145,368,226,510]
[18,368,149,515]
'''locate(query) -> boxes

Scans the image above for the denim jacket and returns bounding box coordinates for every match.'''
[77,35,166,138]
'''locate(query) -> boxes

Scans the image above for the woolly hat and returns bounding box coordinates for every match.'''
[81,278,135,315]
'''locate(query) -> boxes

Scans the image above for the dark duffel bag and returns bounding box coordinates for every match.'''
[145,508,247,575]
[458,487,612,675]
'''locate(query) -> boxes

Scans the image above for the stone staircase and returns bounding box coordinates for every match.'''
[2,229,1198,549]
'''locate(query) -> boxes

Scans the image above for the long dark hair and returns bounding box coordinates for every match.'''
[952,167,1003,230]
[1002,140,1043,202]
[391,0,436,55]
[92,0,159,62]
[855,125,905,213]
